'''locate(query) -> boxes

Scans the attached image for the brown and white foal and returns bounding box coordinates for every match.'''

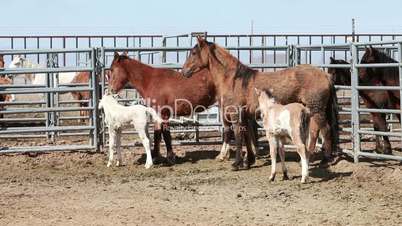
[256,88,311,183]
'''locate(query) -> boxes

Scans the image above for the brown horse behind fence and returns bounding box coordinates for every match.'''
[329,47,401,154]
[182,37,339,170]
[0,77,12,119]
[107,53,220,164]
[0,55,4,68]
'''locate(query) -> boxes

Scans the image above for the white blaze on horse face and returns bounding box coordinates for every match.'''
[9,56,22,69]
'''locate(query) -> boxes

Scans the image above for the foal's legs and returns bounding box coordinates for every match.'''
[293,134,309,183]
[267,136,278,181]
[115,128,122,166]
[277,139,288,180]
[137,124,153,169]
[107,127,116,167]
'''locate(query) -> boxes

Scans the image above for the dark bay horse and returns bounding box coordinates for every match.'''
[329,47,401,154]
[182,37,339,170]
[108,52,227,164]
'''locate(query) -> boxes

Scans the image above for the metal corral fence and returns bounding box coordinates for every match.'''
[0,48,100,153]
[0,33,401,162]
[294,41,402,162]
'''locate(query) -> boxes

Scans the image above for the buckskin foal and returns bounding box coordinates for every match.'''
[182,37,339,170]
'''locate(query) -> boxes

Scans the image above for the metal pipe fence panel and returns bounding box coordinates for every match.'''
[0,48,99,153]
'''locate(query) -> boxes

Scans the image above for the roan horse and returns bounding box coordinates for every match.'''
[182,37,339,170]
[328,47,400,154]
[108,52,221,164]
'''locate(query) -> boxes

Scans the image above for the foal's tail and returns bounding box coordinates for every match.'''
[326,80,340,155]
[145,107,163,124]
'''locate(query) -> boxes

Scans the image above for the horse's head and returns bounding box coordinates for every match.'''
[0,55,4,68]
[359,46,380,80]
[328,57,351,85]
[108,52,130,94]
[9,55,26,69]
[182,36,213,78]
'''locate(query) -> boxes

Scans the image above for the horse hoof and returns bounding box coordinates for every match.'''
[269,175,275,182]
[166,154,176,166]
[215,155,225,162]
[145,163,153,169]
[231,161,243,171]
[282,172,289,181]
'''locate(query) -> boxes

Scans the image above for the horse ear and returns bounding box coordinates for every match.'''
[197,35,206,47]
[114,52,120,60]
[366,46,374,56]
[254,88,261,96]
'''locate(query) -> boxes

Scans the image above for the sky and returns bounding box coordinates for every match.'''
[1,0,402,35]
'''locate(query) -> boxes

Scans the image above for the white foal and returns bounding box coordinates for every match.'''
[99,93,162,169]
[255,88,311,183]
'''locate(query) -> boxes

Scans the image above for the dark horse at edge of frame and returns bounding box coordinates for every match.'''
[182,36,339,171]
[107,52,259,165]
[328,46,400,154]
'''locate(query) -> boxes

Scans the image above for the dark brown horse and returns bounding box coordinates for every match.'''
[182,37,339,170]
[108,52,221,164]
[329,47,400,154]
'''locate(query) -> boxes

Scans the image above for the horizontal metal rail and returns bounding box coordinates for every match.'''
[0,67,93,75]
[0,126,94,134]
[0,106,93,114]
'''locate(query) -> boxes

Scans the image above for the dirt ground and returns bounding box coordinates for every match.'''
[0,145,401,226]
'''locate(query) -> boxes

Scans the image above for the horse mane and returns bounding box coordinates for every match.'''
[363,48,398,63]
[212,44,257,88]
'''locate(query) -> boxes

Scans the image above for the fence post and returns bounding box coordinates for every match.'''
[350,44,361,163]
[90,48,100,151]
[398,42,402,144]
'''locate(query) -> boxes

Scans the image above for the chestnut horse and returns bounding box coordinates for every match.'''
[182,37,339,170]
[70,71,103,121]
[0,77,13,119]
[108,53,222,164]
[0,55,4,68]
[329,47,400,154]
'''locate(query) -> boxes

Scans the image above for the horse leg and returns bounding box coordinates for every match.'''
[115,128,122,167]
[277,139,288,180]
[267,136,278,182]
[217,122,232,161]
[138,124,153,169]
[243,122,256,169]
[152,123,163,163]
[231,123,245,171]
[107,127,116,167]
[308,115,321,162]
[247,118,259,156]
[371,113,392,154]
[162,122,175,165]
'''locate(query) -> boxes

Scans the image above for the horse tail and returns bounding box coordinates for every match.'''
[145,107,163,124]
[326,79,340,155]
[300,107,311,146]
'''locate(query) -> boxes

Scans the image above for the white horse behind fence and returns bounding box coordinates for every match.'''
[255,88,311,183]
[99,93,163,169]
[8,55,76,85]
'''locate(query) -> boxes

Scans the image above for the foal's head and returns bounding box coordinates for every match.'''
[254,88,276,109]
[108,52,130,94]
[182,36,214,78]
[328,57,351,85]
